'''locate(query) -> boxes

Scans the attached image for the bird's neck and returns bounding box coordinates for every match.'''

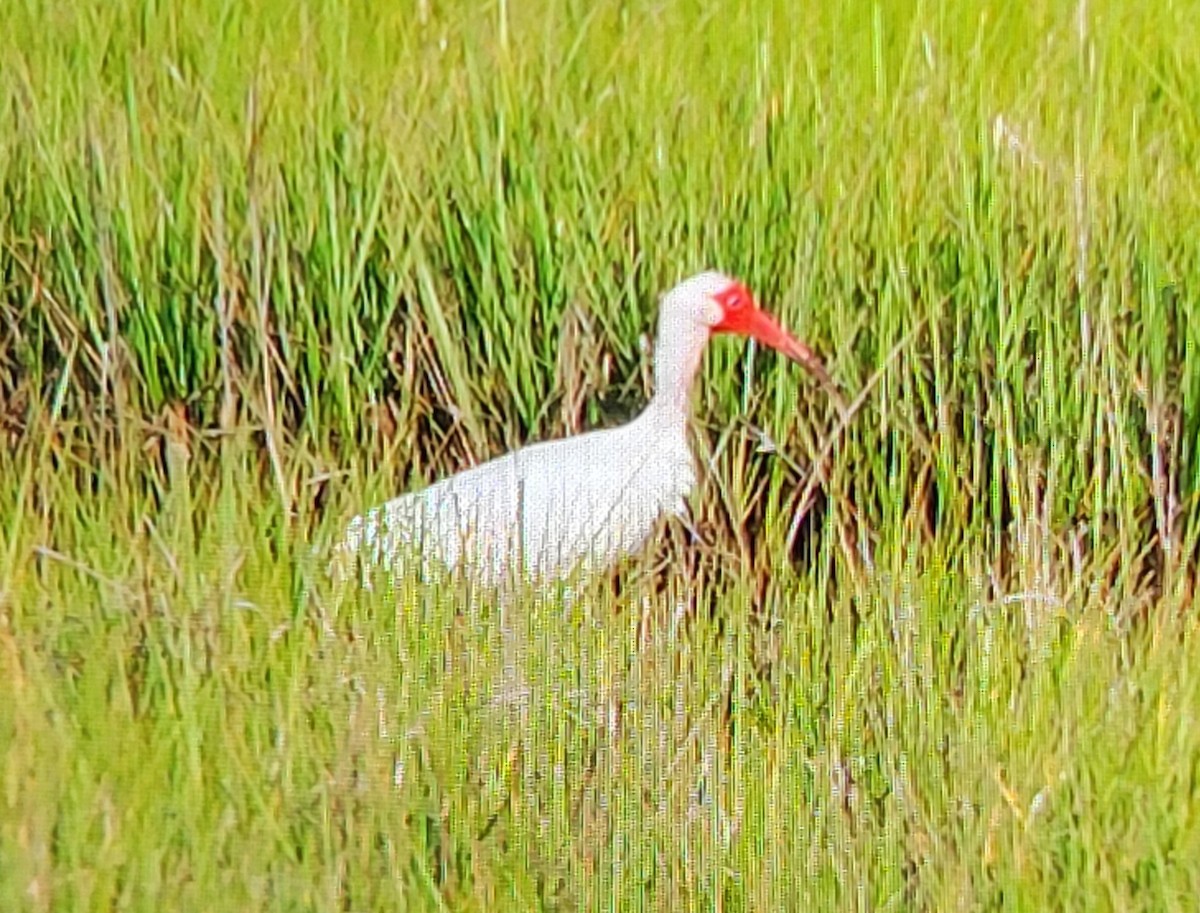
[647,313,711,425]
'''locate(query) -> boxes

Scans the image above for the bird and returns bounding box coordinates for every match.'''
[331,270,838,594]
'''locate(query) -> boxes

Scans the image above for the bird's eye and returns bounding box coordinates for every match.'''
[714,283,753,312]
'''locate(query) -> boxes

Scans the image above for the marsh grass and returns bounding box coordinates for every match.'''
[3,0,1200,909]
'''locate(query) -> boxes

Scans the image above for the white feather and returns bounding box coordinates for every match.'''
[336,405,696,590]
[331,270,821,592]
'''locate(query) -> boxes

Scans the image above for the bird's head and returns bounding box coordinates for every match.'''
[661,270,837,392]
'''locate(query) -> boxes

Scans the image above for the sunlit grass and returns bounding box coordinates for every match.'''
[3,0,1200,909]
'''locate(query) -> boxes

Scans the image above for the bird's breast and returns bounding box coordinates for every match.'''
[487,428,689,580]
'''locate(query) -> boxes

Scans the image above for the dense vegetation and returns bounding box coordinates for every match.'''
[2,1,1199,909]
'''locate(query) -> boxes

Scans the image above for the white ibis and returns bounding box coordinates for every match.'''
[332,270,836,593]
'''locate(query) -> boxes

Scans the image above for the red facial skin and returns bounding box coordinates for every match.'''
[711,282,824,373]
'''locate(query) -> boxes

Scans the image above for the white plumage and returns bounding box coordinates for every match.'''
[333,270,834,592]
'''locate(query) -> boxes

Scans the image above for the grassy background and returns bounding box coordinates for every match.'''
[3,0,1200,909]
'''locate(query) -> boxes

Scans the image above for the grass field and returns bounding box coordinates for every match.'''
[3,0,1200,909]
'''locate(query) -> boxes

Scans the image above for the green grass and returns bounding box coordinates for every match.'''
[3,0,1200,909]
